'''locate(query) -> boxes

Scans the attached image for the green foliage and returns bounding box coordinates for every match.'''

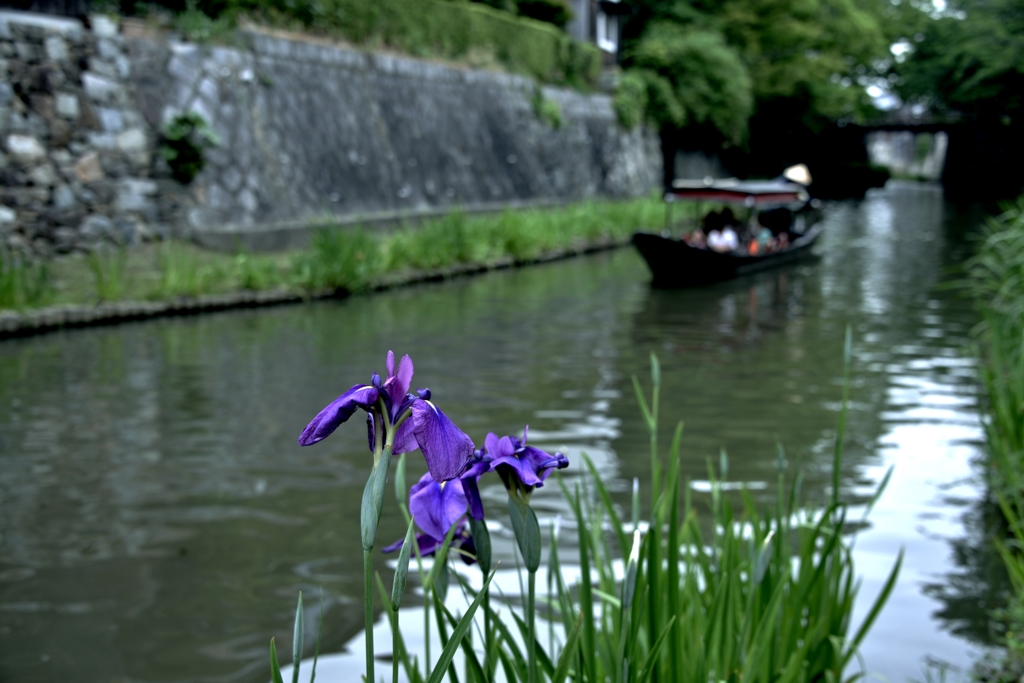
[174,3,238,42]
[514,0,572,27]
[618,0,890,164]
[233,252,285,291]
[964,196,1024,676]
[717,0,885,122]
[0,252,52,310]
[894,0,1024,123]
[4,198,664,311]
[292,350,897,683]
[159,112,221,184]
[628,24,752,141]
[153,241,230,298]
[613,70,648,129]
[291,228,384,292]
[532,89,563,128]
[230,0,600,87]
[87,247,130,302]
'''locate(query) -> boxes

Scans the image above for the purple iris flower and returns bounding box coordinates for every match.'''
[460,450,492,521]
[484,426,568,497]
[383,472,476,564]
[297,351,474,482]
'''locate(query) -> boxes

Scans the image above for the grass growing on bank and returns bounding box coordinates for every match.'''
[963,195,1024,679]
[0,198,662,313]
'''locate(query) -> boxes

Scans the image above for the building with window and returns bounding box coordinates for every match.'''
[566,0,626,63]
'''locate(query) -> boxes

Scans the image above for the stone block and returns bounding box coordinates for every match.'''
[116,128,147,154]
[53,226,78,250]
[88,57,118,80]
[96,38,119,60]
[89,15,119,39]
[0,82,12,107]
[28,163,57,187]
[82,72,121,103]
[49,118,72,148]
[43,35,68,62]
[96,106,124,132]
[52,184,75,210]
[115,54,130,79]
[86,132,117,150]
[28,94,54,121]
[80,212,114,238]
[15,42,41,63]
[5,133,45,163]
[73,152,103,182]
[115,178,157,213]
[0,205,15,226]
[54,92,79,120]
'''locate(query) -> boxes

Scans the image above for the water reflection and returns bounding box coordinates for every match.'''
[0,182,998,682]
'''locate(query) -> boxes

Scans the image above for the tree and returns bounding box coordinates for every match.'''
[616,0,890,176]
[894,0,1024,124]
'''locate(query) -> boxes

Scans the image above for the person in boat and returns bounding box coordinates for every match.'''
[707,224,739,252]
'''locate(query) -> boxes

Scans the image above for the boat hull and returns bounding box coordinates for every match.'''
[632,225,823,286]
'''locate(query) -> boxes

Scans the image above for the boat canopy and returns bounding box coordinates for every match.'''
[666,178,809,207]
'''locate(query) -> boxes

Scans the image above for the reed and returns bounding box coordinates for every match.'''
[87,247,130,302]
[964,196,1024,673]
[0,251,52,310]
[276,341,900,683]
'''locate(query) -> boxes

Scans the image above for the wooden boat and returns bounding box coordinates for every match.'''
[633,177,823,287]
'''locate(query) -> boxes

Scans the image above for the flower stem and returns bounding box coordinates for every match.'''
[364,548,374,683]
[484,589,492,682]
[527,569,537,683]
[392,616,399,683]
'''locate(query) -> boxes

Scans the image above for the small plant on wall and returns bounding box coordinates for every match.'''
[160,112,221,184]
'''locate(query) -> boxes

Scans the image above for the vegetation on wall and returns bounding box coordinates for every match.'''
[143,0,598,87]
[159,112,221,184]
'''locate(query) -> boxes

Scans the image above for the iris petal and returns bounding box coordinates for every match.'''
[412,401,475,482]
[462,475,485,520]
[409,473,469,541]
[484,432,516,460]
[298,384,379,446]
[391,416,419,455]
[388,354,414,407]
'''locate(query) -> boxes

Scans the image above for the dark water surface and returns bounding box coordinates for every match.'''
[0,182,1000,682]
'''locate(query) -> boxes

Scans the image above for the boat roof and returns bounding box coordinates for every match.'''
[666,178,809,206]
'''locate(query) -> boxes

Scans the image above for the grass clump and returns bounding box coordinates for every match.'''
[0,252,52,310]
[292,228,384,292]
[87,248,130,302]
[963,195,1024,678]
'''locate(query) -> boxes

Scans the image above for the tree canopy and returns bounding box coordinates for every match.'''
[893,0,1024,124]
[615,0,890,172]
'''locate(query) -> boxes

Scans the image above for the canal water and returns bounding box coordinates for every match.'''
[0,181,1002,682]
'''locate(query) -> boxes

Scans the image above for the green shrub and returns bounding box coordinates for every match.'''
[160,112,221,184]
[613,70,648,129]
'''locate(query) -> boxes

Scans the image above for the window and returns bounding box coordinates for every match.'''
[596,11,617,52]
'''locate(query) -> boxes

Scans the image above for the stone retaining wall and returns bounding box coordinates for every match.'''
[1,11,661,254]
[1,11,183,255]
